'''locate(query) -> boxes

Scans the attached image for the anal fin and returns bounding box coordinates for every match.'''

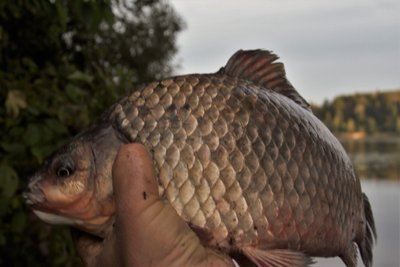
[242,247,314,267]
[340,242,358,267]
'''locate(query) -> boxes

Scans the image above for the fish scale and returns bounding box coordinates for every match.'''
[25,50,376,267]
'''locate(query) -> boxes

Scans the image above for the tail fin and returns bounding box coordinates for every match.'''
[357,193,377,267]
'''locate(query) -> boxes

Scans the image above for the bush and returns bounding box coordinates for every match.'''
[0,1,183,266]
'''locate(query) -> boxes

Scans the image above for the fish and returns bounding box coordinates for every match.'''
[24,49,376,267]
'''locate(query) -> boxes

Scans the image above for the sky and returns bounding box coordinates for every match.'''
[170,0,399,104]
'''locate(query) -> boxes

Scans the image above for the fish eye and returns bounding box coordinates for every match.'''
[55,159,75,178]
[57,166,72,177]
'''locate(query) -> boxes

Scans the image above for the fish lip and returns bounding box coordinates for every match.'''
[23,190,45,206]
[23,176,46,206]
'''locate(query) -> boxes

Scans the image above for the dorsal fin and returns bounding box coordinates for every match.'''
[219,49,311,112]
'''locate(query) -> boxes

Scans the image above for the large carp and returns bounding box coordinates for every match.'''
[24,50,376,267]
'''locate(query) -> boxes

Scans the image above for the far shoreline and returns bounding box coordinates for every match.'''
[335,132,400,142]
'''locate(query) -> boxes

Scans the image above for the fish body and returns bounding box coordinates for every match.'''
[25,50,376,266]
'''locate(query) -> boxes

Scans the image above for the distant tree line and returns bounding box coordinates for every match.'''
[312,90,400,134]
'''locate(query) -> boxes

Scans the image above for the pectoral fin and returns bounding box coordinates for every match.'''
[242,247,314,267]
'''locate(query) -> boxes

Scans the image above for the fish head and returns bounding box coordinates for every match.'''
[24,125,123,237]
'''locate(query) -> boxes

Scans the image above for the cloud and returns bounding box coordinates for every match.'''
[171,0,399,103]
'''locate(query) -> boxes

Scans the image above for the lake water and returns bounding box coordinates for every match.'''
[340,136,400,181]
[315,180,400,267]
[315,137,400,267]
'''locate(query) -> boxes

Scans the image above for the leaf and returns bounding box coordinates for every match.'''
[0,142,26,154]
[55,0,67,31]
[11,211,26,234]
[0,164,19,198]
[39,125,54,141]
[23,124,40,146]
[0,197,9,216]
[45,119,68,134]
[0,231,5,246]
[31,145,55,163]
[7,126,24,137]
[67,71,93,83]
[5,90,27,118]
[10,195,22,209]
[21,57,38,73]
[65,84,87,101]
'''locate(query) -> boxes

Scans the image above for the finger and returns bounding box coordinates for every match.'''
[111,144,190,265]
[112,143,160,218]
[111,143,166,265]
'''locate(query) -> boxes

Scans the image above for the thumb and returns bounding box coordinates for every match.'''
[112,143,160,218]
[111,143,166,266]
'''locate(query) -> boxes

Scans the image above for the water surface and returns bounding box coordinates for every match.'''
[315,180,400,267]
[340,137,400,180]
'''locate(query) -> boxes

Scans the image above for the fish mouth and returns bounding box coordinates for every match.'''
[23,174,47,206]
[23,189,78,225]
[23,190,44,205]
[25,191,85,227]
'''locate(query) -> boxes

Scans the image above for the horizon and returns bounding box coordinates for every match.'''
[170,0,399,105]
[309,87,400,105]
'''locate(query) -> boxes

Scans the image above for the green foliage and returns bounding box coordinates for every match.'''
[0,0,183,266]
[312,90,400,134]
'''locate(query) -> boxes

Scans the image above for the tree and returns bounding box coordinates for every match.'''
[0,1,184,266]
[314,90,400,134]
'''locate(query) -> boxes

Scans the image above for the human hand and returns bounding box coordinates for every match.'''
[73,143,235,267]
